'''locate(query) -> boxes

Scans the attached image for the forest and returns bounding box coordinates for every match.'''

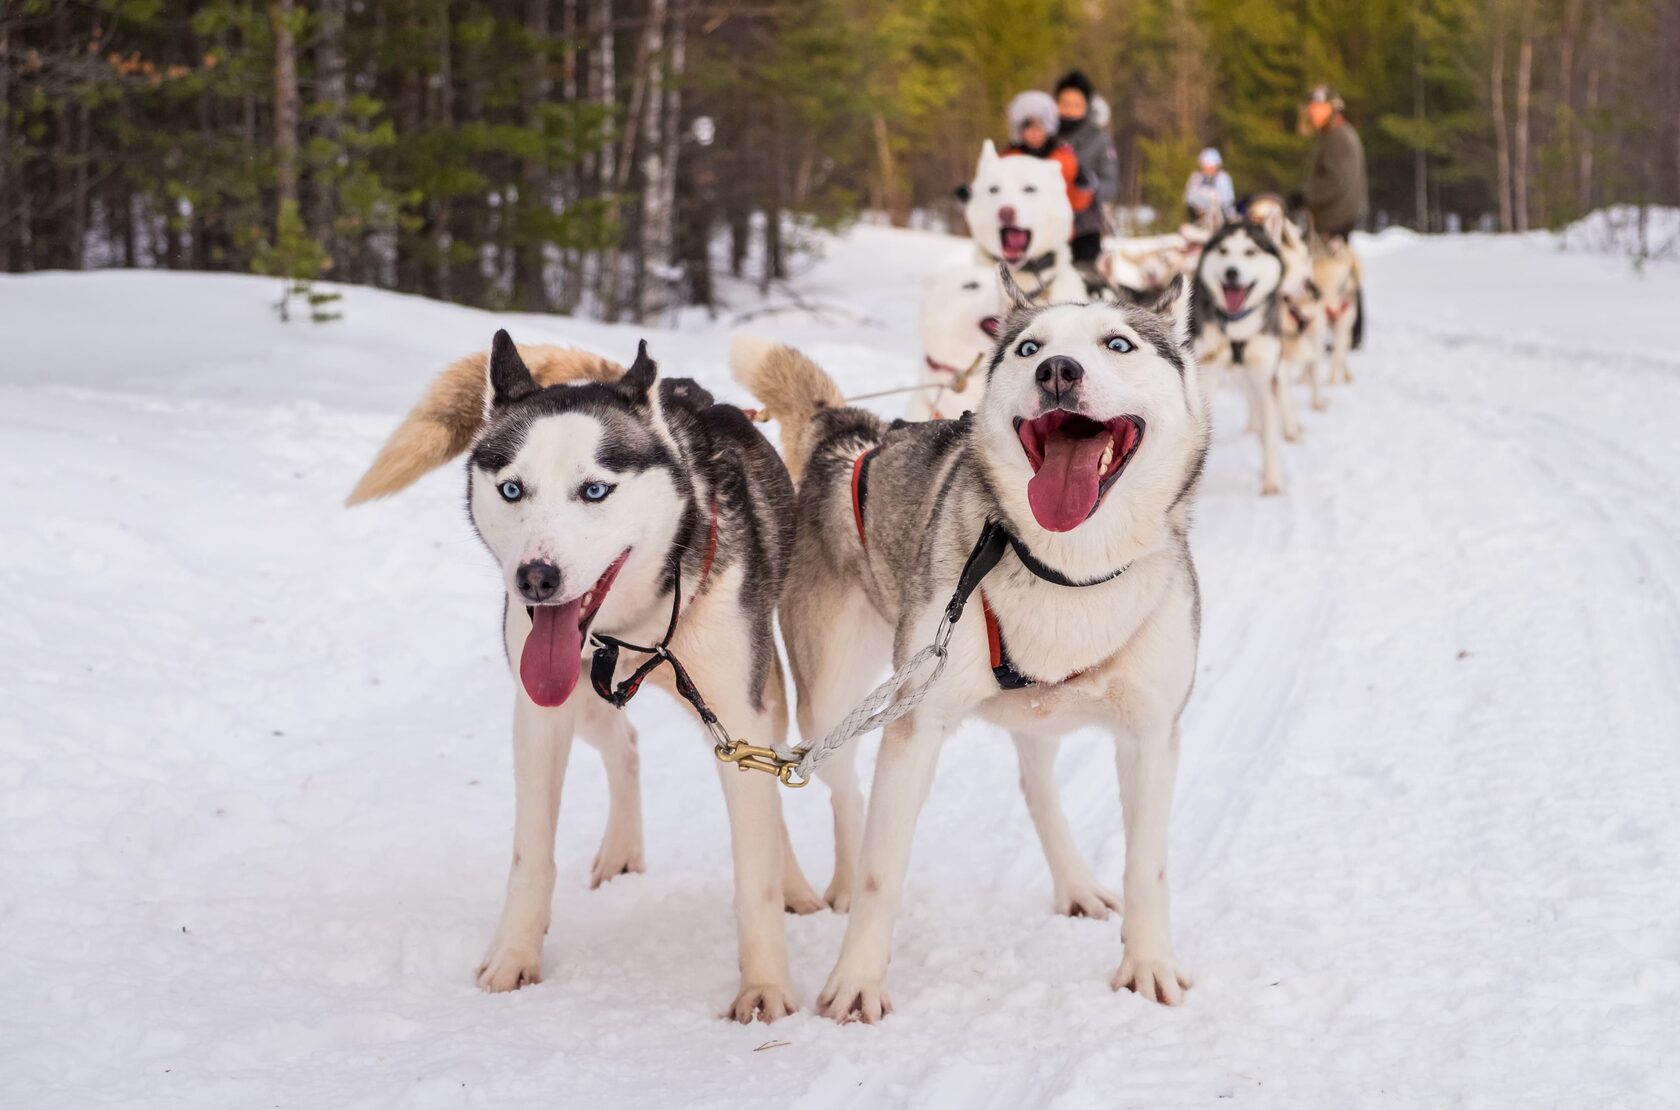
[4,0,1678,322]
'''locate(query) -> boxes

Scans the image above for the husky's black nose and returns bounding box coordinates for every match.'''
[1036,355,1084,401]
[516,560,562,603]
[1223,266,1240,285]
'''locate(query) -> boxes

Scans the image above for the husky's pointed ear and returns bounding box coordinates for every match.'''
[1152,274,1195,349]
[978,139,1000,170]
[489,329,537,406]
[997,262,1033,314]
[1260,207,1286,248]
[616,339,658,402]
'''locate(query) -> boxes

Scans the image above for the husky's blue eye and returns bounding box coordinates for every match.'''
[1017,339,1041,358]
[1106,336,1134,353]
[581,481,613,503]
[498,479,523,502]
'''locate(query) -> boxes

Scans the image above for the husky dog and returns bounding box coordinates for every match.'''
[965,140,1087,306]
[350,331,830,1022]
[1247,195,1328,412]
[1100,233,1193,303]
[912,264,1004,419]
[1311,234,1363,387]
[733,273,1209,1022]
[1194,221,1300,495]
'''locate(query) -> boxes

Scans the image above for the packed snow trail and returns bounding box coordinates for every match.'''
[2,228,1677,1107]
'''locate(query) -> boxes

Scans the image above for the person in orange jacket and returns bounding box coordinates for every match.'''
[1003,90,1094,222]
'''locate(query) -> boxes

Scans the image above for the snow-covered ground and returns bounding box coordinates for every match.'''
[3,228,1678,1108]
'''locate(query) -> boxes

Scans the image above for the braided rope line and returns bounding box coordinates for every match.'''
[774,623,955,782]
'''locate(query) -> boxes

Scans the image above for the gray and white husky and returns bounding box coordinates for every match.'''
[734,273,1209,1021]
[349,331,831,1022]
[1194,220,1299,495]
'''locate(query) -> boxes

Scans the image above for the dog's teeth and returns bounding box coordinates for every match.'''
[1099,436,1115,472]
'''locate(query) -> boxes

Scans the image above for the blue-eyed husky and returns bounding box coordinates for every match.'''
[349,331,832,1022]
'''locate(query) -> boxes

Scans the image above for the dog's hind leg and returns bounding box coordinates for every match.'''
[785,589,887,913]
[1012,732,1119,919]
[477,693,577,992]
[576,697,645,889]
[765,653,826,915]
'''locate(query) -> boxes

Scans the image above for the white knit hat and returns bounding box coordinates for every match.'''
[1198,147,1222,167]
[1007,91,1060,141]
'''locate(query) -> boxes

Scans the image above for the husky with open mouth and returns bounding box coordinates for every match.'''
[912,263,1004,419]
[965,140,1088,307]
[733,271,1210,1022]
[348,331,832,1022]
[1194,220,1297,495]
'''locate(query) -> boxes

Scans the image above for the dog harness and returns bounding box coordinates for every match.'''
[1324,296,1353,323]
[850,449,1128,689]
[587,498,720,709]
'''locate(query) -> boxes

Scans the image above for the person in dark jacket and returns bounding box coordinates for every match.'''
[1053,70,1121,282]
[1301,84,1368,237]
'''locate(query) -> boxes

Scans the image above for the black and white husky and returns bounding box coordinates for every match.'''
[350,331,832,1022]
[1194,220,1300,495]
[734,274,1210,1021]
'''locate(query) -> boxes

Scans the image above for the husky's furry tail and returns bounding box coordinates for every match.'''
[728,336,844,481]
[348,345,622,505]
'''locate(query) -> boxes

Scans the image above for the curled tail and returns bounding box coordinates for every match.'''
[728,335,844,481]
[348,345,621,505]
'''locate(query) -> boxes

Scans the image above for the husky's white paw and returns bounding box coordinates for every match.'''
[1261,478,1285,497]
[729,981,798,1024]
[1111,951,1193,1005]
[1283,424,1303,443]
[1312,397,1329,412]
[588,830,645,889]
[784,884,827,916]
[817,967,893,1023]
[476,939,544,992]
[1053,882,1122,919]
[824,878,853,914]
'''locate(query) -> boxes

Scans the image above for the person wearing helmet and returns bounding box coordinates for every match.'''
[1003,90,1095,222]
[1301,85,1368,237]
[1184,147,1235,225]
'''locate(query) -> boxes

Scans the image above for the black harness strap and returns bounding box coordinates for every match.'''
[1230,339,1248,365]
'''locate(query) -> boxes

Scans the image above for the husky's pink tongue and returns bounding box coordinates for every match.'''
[1222,284,1249,314]
[520,599,585,707]
[1027,432,1109,532]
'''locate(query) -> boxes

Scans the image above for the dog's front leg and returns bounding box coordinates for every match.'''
[1110,722,1192,1005]
[713,751,797,1023]
[1246,338,1286,495]
[477,693,577,991]
[1012,732,1119,918]
[817,711,949,1023]
[576,697,645,889]
[1273,357,1303,442]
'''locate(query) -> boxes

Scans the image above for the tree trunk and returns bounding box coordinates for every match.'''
[594,0,619,318]
[636,0,681,322]
[1412,8,1428,231]
[1578,23,1598,216]
[272,0,301,240]
[1491,17,1513,232]
[0,4,12,271]
[517,0,553,311]
[1512,0,1534,233]
[312,0,348,268]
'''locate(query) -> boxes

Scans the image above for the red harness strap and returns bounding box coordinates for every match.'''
[850,448,880,550]
[1324,297,1353,323]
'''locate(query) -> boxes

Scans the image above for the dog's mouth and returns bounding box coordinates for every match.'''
[1014,411,1145,532]
[1221,281,1254,315]
[980,315,1001,337]
[999,225,1032,264]
[519,550,629,708]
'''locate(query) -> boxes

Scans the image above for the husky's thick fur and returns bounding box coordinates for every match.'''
[912,264,1004,419]
[1311,234,1363,387]
[1194,221,1299,495]
[965,140,1087,305]
[351,331,833,1022]
[734,274,1209,1021]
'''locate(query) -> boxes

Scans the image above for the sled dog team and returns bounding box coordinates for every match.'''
[349,139,1355,1024]
[926,141,1362,495]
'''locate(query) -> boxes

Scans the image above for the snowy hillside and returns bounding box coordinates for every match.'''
[3,228,1678,1108]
